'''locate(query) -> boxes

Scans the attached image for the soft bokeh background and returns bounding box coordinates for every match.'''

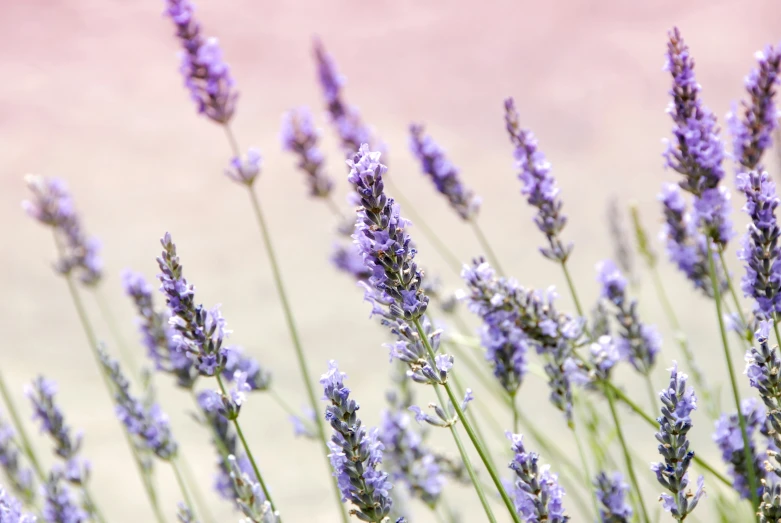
[2,0,781,521]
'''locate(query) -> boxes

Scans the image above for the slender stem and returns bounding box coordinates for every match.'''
[413,319,521,523]
[471,220,505,276]
[644,374,657,412]
[93,288,139,378]
[214,374,277,515]
[511,392,519,433]
[384,177,464,276]
[571,422,598,520]
[81,485,107,523]
[225,124,348,523]
[177,452,215,523]
[603,382,650,523]
[718,249,748,330]
[62,272,167,523]
[706,242,759,512]
[774,319,781,351]
[171,457,197,520]
[0,372,45,481]
[268,388,301,420]
[560,260,585,318]
[323,195,346,221]
[446,361,498,467]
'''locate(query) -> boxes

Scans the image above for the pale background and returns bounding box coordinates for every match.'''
[2,0,781,521]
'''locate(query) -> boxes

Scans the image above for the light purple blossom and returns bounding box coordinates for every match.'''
[594,471,632,523]
[224,148,262,187]
[281,107,333,197]
[507,433,569,522]
[713,398,766,499]
[0,487,36,523]
[0,417,35,505]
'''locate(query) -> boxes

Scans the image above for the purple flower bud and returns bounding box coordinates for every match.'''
[228,455,277,522]
[42,471,87,523]
[281,107,333,197]
[507,433,569,522]
[224,148,262,187]
[713,398,766,499]
[0,487,36,523]
[0,416,35,505]
[330,242,372,281]
[594,471,632,523]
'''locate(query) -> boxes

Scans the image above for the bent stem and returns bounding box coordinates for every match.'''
[471,220,505,276]
[603,382,650,523]
[171,457,197,521]
[224,124,348,523]
[0,371,45,481]
[413,319,520,523]
[706,242,759,513]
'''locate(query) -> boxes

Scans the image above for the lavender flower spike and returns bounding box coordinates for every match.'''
[26,378,89,486]
[163,0,237,123]
[663,27,733,247]
[41,472,86,523]
[594,471,632,523]
[408,124,480,220]
[504,98,571,261]
[737,171,781,317]
[322,361,394,522]
[281,107,334,197]
[23,175,102,286]
[507,433,569,522]
[652,362,705,520]
[713,398,765,499]
[596,260,661,374]
[0,487,36,523]
[0,416,35,505]
[728,44,781,171]
[746,321,781,480]
[99,348,178,461]
[228,455,278,523]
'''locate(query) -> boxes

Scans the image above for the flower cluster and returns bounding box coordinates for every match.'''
[713,397,766,499]
[504,97,571,262]
[163,0,237,123]
[26,377,89,485]
[564,335,620,387]
[737,171,781,317]
[23,175,102,285]
[507,433,569,522]
[322,361,394,522]
[596,260,661,374]
[663,27,732,247]
[0,415,34,505]
[228,455,278,523]
[330,243,372,281]
[0,487,36,523]
[728,44,781,171]
[224,148,262,187]
[408,124,480,221]
[100,349,178,460]
[42,472,86,523]
[760,480,781,522]
[652,362,704,519]
[281,107,333,197]
[593,471,633,523]
[462,258,582,424]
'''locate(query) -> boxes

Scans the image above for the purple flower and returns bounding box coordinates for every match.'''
[330,242,372,281]
[408,124,480,221]
[728,44,781,171]
[322,361,395,521]
[0,487,36,523]
[596,260,660,374]
[713,398,766,499]
[504,98,571,262]
[100,349,178,460]
[23,175,102,286]
[228,455,277,522]
[26,378,89,486]
[221,346,271,392]
[281,107,333,197]
[594,471,632,523]
[42,472,86,523]
[224,148,262,187]
[663,27,733,247]
[163,0,237,123]
[289,407,317,439]
[652,362,704,519]
[0,416,35,505]
[507,433,569,522]
[737,171,781,317]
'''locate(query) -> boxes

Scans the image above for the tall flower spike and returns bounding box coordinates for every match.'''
[0,487,36,523]
[596,260,661,374]
[736,172,781,317]
[713,398,766,499]
[746,321,781,479]
[163,0,237,123]
[157,233,230,376]
[504,97,571,262]
[281,107,333,197]
[23,175,102,286]
[593,471,633,523]
[99,348,178,461]
[507,433,569,522]
[322,361,394,522]
[663,27,733,247]
[26,378,89,486]
[228,455,278,523]
[759,480,781,522]
[0,414,35,505]
[652,362,705,520]
[408,124,481,221]
[728,44,781,171]
[41,472,86,523]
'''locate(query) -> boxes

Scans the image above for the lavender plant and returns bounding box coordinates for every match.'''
[0,416,35,505]
[593,471,632,523]
[0,487,36,523]
[507,433,569,522]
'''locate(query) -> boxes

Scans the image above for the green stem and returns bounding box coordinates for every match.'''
[177,453,215,523]
[774,319,781,351]
[644,374,657,412]
[413,319,521,523]
[718,249,748,330]
[93,288,139,378]
[511,392,519,433]
[62,270,166,523]
[706,242,759,513]
[560,261,585,318]
[214,374,277,516]
[324,195,346,221]
[446,362,498,467]
[81,485,107,523]
[603,382,650,523]
[571,421,598,520]
[0,372,45,481]
[171,457,197,520]
[471,220,505,276]
[226,125,348,523]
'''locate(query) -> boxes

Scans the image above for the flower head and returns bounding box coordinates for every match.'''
[507,433,569,522]
[224,148,262,187]
[0,416,35,505]
[281,107,333,197]
[0,487,36,523]
[41,471,86,523]
[594,471,633,523]
[713,398,766,499]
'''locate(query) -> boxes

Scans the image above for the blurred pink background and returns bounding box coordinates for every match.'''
[2,0,781,521]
